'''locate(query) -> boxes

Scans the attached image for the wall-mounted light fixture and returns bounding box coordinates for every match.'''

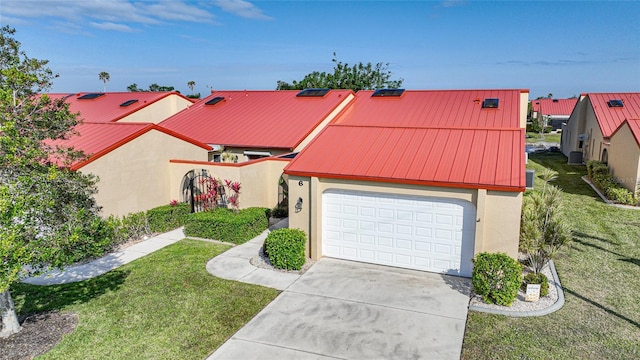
[295,197,303,213]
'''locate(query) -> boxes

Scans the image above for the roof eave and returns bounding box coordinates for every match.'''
[282,171,525,193]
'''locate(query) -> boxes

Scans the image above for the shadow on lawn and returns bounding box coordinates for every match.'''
[14,269,130,315]
[572,238,640,270]
[563,286,640,330]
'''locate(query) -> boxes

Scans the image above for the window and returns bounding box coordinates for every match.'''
[371,89,405,97]
[205,96,225,106]
[607,99,624,107]
[482,98,499,108]
[119,99,138,107]
[78,93,104,100]
[296,88,330,97]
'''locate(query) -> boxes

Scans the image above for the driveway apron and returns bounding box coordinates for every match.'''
[209,258,471,360]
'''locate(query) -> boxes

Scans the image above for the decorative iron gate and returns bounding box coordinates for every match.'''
[181,169,227,213]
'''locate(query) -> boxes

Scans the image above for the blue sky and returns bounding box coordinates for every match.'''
[2,0,639,98]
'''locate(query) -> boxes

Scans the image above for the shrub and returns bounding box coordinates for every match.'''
[59,213,115,264]
[147,203,190,233]
[271,205,288,218]
[184,207,268,244]
[587,161,638,206]
[105,211,151,246]
[263,228,306,270]
[472,252,522,306]
[520,185,572,274]
[522,272,549,297]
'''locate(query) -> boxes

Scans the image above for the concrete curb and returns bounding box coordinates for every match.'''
[468,260,565,317]
[582,176,640,210]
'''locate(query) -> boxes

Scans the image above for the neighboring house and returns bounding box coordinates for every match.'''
[159,90,355,162]
[50,122,211,217]
[530,98,577,131]
[285,89,529,277]
[561,93,640,192]
[50,91,194,124]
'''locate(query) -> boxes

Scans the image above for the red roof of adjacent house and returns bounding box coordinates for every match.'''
[285,89,526,192]
[159,90,354,149]
[48,92,193,123]
[531,98,577,116]
[48,122,210,170]
[587,93,640,138]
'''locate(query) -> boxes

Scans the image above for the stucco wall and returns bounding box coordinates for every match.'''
[117,95,193,124]
[80,130,209,217]
[214,147,290,163]
[609,124,640,193]
[561,96,606,163]
[288,176,522,261]
[169,158,290,210]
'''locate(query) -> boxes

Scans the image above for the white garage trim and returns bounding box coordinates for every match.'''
[322,189,476,277]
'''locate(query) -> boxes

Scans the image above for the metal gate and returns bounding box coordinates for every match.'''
[181,169,227,213]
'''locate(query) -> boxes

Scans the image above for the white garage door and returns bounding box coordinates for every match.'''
[322,190,476,277]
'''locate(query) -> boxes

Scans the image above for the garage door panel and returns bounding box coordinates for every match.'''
[322,190,475,277]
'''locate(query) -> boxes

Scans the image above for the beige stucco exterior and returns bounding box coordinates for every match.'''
[115,94,193,124]
[288,176,522,262]
[79,130,208,217]
[609,123,640,193]
[168,158,290,210]
[519,91,529,128]
[561,96,606,163]
[211,147,291,163]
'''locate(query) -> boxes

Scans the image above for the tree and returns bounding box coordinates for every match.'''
[276,52,403,91]
[0,26,103,337]
[98,71,110,92]
[187,80,195,93]
[127,83,141,92]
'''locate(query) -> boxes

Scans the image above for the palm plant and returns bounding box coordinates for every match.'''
[98,71,110,92]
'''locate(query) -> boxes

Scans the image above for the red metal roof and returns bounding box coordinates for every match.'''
[531,98,577,116]
[159,90,354,149]
[588,93,640,137]
[48,92,193,123]
[48,122,210,170]
[333,90,521,128]
[285,89,526,192]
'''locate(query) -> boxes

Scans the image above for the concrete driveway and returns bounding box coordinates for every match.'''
[209,258,471,360]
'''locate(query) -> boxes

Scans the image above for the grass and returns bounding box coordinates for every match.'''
[11,239,279,359]
[461,153,640,360]
[526,131,561,144]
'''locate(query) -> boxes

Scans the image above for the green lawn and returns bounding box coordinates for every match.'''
[12,239,279,360]
[461,153,640,359]
[526,131,561,144]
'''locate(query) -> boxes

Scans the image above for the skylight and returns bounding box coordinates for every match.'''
[120,99,138,107]
[205,96,225,106]
[607,99,624,108]
[371,89,405,97]
[482,98,499,108]
[78,93,104,100]
[553,99,559,102]
[296,89,330,97]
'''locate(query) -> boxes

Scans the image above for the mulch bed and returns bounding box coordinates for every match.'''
[0,312,77,360]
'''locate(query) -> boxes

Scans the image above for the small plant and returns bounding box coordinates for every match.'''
[520,185,572,274]
[147,203,190,233]
[522,272,549,297]
[271,205,288,218]
[263,228,307,270]
[472,252,522,306]
[170,199,178,207]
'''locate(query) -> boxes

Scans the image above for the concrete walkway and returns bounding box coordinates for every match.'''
[22,227,186,285]
[205,219,300,290]
[209,258,471,360]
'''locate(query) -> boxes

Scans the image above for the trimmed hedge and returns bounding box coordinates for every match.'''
[184,207,269,244]
[472,252,522,306]
[147,203,190,233]
[587,160,638,206]
[263,228,306,270]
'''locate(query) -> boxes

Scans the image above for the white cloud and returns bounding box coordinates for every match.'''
[90,22,136,33]
[214,0,273,20]
[1,0,217,31]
